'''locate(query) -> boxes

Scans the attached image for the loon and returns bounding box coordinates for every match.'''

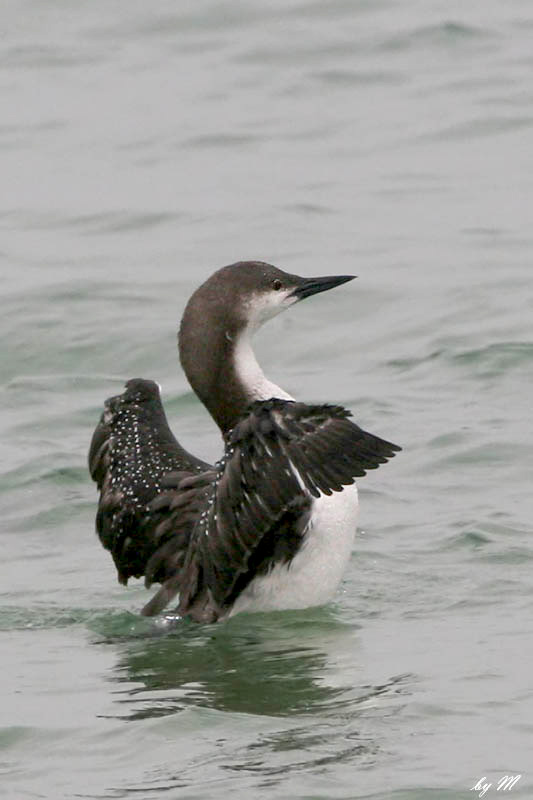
[88,261,400,623]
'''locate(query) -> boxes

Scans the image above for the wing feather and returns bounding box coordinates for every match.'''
[88,378,211,585]
[171,399,401,618]
[95,395,401,621]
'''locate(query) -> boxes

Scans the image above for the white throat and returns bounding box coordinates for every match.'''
[233,329,294,402]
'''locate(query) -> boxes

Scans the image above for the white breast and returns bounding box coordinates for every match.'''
[227,328,358,616]
[228,482,359,617]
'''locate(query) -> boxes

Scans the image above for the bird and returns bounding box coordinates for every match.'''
[88,261,401,623]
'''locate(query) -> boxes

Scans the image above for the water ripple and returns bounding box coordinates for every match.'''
[1,210,181,235]
[380,21,499,52]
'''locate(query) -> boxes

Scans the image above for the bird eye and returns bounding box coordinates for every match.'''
[273,279,282,291]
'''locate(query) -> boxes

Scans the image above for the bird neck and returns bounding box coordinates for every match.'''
[179,312,292,437]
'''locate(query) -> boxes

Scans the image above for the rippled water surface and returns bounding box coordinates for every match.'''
[2,1,532,798]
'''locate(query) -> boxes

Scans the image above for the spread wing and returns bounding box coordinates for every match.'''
[88,378,211,586]
[145,399,401,622]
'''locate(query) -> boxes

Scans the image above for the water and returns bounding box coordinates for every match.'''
[1,1,532,798]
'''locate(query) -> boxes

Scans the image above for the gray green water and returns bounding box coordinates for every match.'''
[1,1,532,798]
